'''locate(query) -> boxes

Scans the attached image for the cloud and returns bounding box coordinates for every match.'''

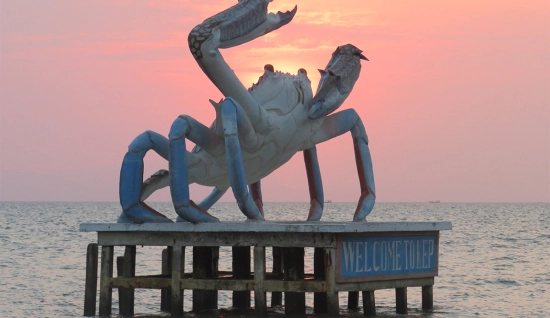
[294,11,381,27]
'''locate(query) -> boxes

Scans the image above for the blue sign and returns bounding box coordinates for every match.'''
[336,233,439,282]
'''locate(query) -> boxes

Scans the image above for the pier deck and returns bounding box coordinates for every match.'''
[80,221,451,316]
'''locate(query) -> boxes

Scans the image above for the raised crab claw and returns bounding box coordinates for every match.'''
[118,0,375,224]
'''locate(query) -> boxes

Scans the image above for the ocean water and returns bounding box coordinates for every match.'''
[0,202,548,317]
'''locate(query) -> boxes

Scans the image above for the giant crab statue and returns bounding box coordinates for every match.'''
[118,0,375,224]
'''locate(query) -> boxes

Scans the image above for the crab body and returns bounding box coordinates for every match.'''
[118,0,375,224]
[189,70,316,188]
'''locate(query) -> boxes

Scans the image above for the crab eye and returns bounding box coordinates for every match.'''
[264,64,274,72]
[298,68,307,75]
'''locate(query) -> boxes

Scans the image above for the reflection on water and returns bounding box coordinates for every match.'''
[0,202,548,317]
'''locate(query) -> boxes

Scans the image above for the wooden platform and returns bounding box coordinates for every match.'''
[80,221,452,316]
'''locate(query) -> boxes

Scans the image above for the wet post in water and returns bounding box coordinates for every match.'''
[254,246,267,316]
[84,243,98,317]
[160,247,173,312]
[232,246,251,308]
[116,246,135,316]
[362,290,376,316]
[348,291,359,310]
[98,245,113,316]
[313,247,327,313]
[271,247,283,307]
[422,285,433,310]
[396,287,407,314]
[193,246,219,311]
[283,247,305,314]
[171,246,185,316]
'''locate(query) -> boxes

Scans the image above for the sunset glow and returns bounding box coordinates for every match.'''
[0,0,548,203]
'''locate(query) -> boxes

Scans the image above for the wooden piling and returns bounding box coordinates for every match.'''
[283,247,305,315]
[171,246,185,317]
[193,246,219,311]
[232,246,251,308]
[348,291,359,310]
[324,248,339,316]
[83,243,98,317]
[116,246,136,316]
[313,247,327,313]
[362,291,376,316]
[98,245,113,316]
[116,256,128,316]
[271,246,283,307]
[254,246,267,316]
[160,247,172,312]
[396,287,407,314]
[422,285,433,310]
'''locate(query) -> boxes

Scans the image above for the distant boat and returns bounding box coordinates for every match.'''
[325,200,332,203]
[429,200,441,203]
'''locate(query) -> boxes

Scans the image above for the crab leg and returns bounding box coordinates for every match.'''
[189,0,297,133]
[249,180,264,216]
[222,98,264,221]
[119,131,173,223]
[303,146,324,221]
[311,109,376,221]
[198,186,228,211]
[168,115,225,223]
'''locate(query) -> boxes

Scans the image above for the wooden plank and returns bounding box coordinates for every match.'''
[362,290,376,316]
[313,247,327,313]
[98,231,337,248]
[160,247,172,312]
[254,246,267,316]
[171,246,184,317]
[98,245,113,316]
[271,247,283,307]
[232,246,251,308]
[422,285,433,310]
[193,246,218,311]
[154,278,324,292]
[395,287,407,314]
[110,276,172,289]
[283,247,305,315]
[334,277,434,292]
[81,221,453,233]
[107,276,431,293]
[324,248,339,316]
[83,243,98,317]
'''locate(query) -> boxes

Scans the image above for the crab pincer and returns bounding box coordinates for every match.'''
[188,0,297,59]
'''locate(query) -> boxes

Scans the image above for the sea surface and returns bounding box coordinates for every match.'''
[0,202,548,317]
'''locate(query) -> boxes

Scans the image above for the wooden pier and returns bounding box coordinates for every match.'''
[80,221,451,316]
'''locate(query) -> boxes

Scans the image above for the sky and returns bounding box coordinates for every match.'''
[0,0,549,203]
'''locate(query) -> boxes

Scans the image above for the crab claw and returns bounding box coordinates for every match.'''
[307,44,367,120]
[189,0,297,58]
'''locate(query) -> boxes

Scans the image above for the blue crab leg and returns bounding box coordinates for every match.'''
[169,115,224,223]
[119,131,173,223]
[198,186,227,211]
[188,0,297,133]
[311,109,376,221]
[303,146,324,221]
[222,98,264,221]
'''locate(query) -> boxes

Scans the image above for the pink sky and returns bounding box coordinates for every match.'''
[1,0,548,203]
